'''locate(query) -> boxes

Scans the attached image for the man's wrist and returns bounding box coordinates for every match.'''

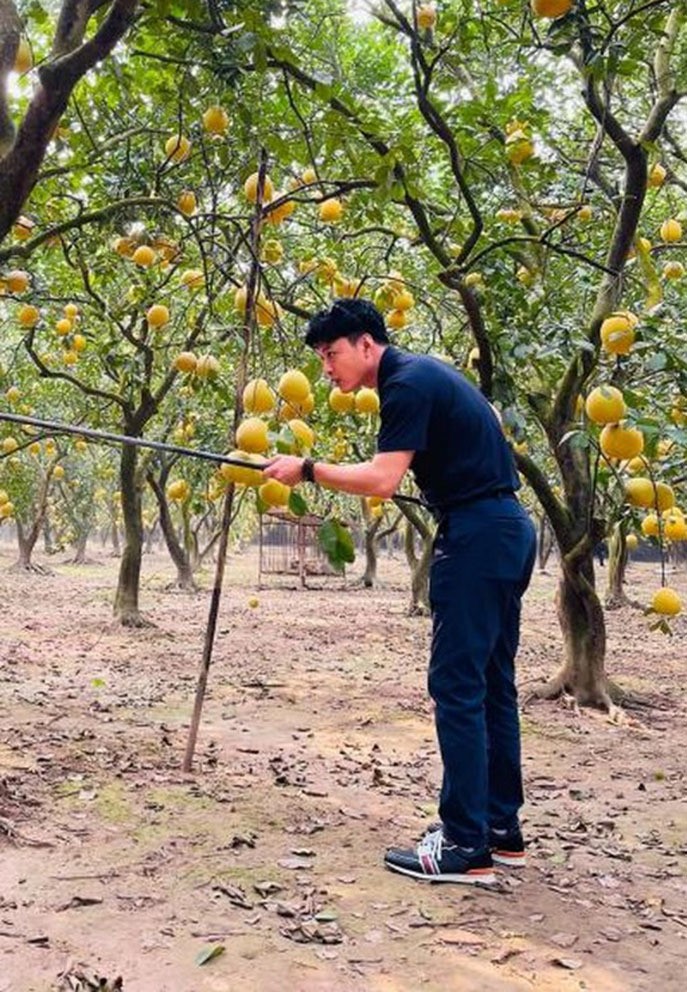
[301,457,316,483]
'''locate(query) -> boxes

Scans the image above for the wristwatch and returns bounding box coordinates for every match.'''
[301,457,316,483]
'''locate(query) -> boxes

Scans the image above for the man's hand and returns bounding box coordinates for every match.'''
[263,454,306,486]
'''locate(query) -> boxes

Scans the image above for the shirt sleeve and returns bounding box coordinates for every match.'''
[377,381,431,453]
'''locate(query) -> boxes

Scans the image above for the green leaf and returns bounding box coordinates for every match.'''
[288,490,308,517]
[195,944,225,966]
[318,518,355,571]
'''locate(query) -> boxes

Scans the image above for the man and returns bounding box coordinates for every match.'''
[264,298,536,885]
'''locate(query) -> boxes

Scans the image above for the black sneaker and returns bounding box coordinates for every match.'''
[384,828,496,885]
[489,826,526,868]
[424,820,527,868]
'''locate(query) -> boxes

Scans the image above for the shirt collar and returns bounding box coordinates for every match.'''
[377,345,401,392]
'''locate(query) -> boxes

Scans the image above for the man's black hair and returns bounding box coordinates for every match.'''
[305,298,390,348]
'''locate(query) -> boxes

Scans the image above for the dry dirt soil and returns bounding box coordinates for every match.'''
[0,542,685,992]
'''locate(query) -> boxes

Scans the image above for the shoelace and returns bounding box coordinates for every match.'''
[417,826,445,860]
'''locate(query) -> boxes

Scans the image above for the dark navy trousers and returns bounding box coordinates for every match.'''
[428,495,537,850]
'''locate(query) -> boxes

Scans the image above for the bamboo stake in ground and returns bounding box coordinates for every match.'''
[182,149,268,773]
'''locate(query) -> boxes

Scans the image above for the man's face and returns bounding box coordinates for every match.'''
[316,336,370,393]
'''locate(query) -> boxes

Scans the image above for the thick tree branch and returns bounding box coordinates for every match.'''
[0,0,138,242]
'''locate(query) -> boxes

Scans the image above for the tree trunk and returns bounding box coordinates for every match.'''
[540,551,610,707]
[110,517,121,556]
[113,442,145,625]
[147,472,197,591]
[605,522,630,609]
[537,513,554,572]
[402,509,433,615]
[71,528,90,565]
[12,518,47,572]
[362,515,381,588]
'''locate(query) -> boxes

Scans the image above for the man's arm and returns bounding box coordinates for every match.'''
[263,450,413,499]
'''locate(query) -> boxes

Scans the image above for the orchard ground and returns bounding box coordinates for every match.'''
[0,541,685,992]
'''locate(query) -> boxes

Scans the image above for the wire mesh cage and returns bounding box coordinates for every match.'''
[258,509,341,587]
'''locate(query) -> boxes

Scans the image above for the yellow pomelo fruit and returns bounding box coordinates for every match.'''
[625,533,639,551]
[56,317,72,336]
[220,452,265,487]
[300,393,315,416]
[651,481,675,511]
[625,455,645,474]
[255,295,279,327]
[278,369,311,406]
[664,515,687,541]
[648,163,666,188]
[2,436,18,452]
[63,350,78,366]
[147,304,170,328]
[329,387,356,414]
[261,239,284,264]
[663,261,684,280]
[18,304,40,328]
[14,37,33,74]
[259,479,291,507]
[72,333,87,352]
[243,378,276,415]
[288,419,315,450]
[132,245,156,268]
[202,105,229,135]
[585,385,626,425]
[180,269,204,289]
[5,386,20,404]
[14,215,34,241]
[53,465,65,480]
[236,417,270,454]
[7,270,30,293]
[660,218,682,243]
[387,309,407,329]
[624,477,656,508]
[0,501,15,518]
[174,352,197,374]
[167,479,190,501]
[265,195,296,226]
[247,596,260,608]
[244,171,274,204]
[393,289,415,311]
[0,490,9,505]
[64,302,79,318]
[464,272,484,288]
[417,4,437,30]
[195,355,220,379]
[177,190,197,216]
[234,285,249,313]
[355,388,380,415]
[113,236,136,258]
[301,167,317,185]
[600,313,636,355]
[531,0,573,16]
[641,513,659,538]
[651,587,682,616]
[599,423,644,460]
[505,132,534,165]
[319,198,343,223]
[164,134,191,163]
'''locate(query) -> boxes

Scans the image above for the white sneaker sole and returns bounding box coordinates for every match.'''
[384,861,497,885]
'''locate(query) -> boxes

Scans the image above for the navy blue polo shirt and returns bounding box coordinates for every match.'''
[376,347,519,510]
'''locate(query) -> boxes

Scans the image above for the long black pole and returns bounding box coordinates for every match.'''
[0,410,426,507]
[0,410,261,471]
